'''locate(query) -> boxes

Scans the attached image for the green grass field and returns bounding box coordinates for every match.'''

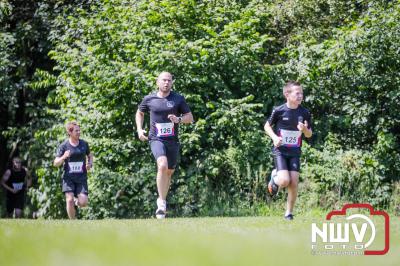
[0,215,399,266]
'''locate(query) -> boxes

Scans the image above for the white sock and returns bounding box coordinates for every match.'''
[157,198,166,210]
[285,210,292,216]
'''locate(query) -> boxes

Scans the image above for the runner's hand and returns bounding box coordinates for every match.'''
[297,120,308,132]
[62,150,71,160]
[138,129,148,141]
[273,136,282,147]
[168,114,180,123]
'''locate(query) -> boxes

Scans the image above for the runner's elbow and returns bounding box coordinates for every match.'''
[264,123,271,132]
[188,113,194,123]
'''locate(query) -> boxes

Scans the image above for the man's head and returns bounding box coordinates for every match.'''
[12,157,22,171]
[65,121,80,138]
[156,72,174,93]
[283,80,303,105]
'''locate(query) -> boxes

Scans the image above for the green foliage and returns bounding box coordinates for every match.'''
[174,95,272,216]
[7,0,400,218]
[82,167,156,219]
[285,2,400,147]
[30,0,277,218]
[300,132,399,210]
[0,0,71,180]
[27,124,66,218]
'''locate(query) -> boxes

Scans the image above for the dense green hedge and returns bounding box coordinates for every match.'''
[3,0,400,218]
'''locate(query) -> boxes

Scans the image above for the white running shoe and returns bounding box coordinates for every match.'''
[268,169,279,196]
[156,198,167,219]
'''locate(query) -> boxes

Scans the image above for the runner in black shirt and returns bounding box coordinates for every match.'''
[136,72,193,219]
[1,157,32,218]
[264,81,312,220]
[54,121,93,219]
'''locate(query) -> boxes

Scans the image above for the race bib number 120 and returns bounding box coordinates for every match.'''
[155,122,175,137]
[280,129,301,147]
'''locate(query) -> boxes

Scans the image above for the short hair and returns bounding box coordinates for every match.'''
[157,72,174,82]
[283,80,302,94]
[12,157,22,163]
[65,121,79,135]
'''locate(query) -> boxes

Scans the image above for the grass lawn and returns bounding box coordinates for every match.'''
[0,215,399,266]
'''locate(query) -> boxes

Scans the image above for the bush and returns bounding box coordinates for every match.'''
[25,0,400,218]
[299,133,399,210]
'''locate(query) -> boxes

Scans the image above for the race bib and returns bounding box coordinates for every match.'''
[280,129,301,147]
[155,122,175,137]
[12,182,24,191]
[68,162,84,173]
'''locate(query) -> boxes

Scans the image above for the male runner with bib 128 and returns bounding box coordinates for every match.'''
[136,72,194,219]
[264,81,312,220]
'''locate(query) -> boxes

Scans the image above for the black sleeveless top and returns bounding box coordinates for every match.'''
[6,168,27,193]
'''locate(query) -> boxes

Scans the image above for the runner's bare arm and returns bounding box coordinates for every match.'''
[54,150,70,167]
[298,120,312,138]
[135,110,148,141]
[1,170,16,193]
[180,112,194,124]
[264,121,282,147]
[86,153,94,170]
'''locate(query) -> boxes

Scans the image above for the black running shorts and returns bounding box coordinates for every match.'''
[273,153,300,172]
[62,177,88,196]
[150,140,180,169]
[6,191,25,213]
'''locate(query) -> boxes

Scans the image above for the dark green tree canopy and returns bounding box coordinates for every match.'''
[1,0,399,218]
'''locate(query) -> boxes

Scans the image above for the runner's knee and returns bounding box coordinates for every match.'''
[79,198,88,207]
[157,162,168,171]
[280,178,290,187]
[66,197,74,205]
[277,171,290,187]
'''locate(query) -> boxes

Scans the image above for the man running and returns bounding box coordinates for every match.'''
[136,71,193,219]
[264,81,312,220]
[54,121,93,219]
